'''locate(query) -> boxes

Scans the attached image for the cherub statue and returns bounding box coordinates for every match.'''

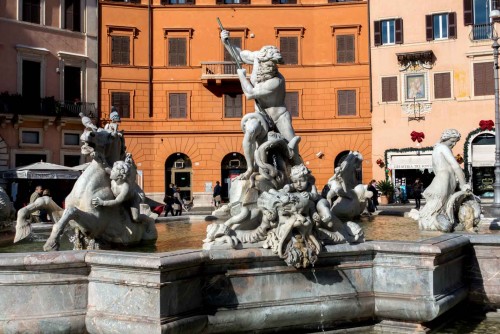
[104,108,121,136]
[282,164,332,227]
[91,154,153,225]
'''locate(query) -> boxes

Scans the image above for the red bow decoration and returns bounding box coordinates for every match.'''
[479,120,494,131]
[411,131,425,143]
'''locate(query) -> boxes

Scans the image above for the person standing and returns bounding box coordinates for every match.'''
[367,179,378,211]
[173,187,183,216]
[213,181,222,208]
[163,183,175,216]
[413,178,423,209]
[29,185,43,223]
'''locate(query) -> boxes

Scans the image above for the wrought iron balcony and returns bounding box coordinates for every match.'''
[201,61,253,81]
[469,23,496,41]
[59,101,96,118]
[0,93,96,119]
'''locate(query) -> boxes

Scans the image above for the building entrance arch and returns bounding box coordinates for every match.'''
[220,152,246,201]
[165,153,192,200]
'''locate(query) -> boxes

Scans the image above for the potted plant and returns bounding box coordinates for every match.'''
[376,180,394,205]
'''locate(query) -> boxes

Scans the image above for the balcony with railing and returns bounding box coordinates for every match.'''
[201,61,253,83]
[470,23,495,41]
[0,93,96,119]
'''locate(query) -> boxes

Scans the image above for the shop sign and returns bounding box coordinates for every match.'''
[388,154,432,170]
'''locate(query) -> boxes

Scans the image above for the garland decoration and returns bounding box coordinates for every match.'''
[383,146,434,180]
[463,127,495,181]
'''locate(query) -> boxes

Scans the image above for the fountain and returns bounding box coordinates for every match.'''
[0,31,499,334]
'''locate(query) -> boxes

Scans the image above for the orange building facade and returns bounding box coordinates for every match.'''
[99,0,371,205]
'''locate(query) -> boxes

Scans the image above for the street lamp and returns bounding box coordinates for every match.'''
[491,9,500,209]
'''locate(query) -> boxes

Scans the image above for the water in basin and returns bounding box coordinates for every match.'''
[0,215,442,253]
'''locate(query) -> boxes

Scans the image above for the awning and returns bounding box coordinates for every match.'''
[472,144,495,167]
[1,162,81,179]
[389,154,433,170]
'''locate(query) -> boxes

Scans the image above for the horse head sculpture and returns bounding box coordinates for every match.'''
[26,127,159,251]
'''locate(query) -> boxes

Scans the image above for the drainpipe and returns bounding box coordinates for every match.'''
[148,0,153,117]
[367,0,372,115]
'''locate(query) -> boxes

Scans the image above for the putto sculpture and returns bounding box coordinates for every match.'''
[412,129,481,232]
[203,26,365,268]
[14,115,158,250]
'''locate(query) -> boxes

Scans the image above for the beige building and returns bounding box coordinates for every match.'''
[0,1,98,206]
[370,0,499,199]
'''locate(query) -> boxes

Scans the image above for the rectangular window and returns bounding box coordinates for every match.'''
[223,37,241,74]
[216,0,250,4]
[434,14,448,39]
[285,91,299,117]
[381,77,398,102]
[161,0,195,4]
[434,72,452,99]
[426,13,456,41]
[21,131,40,144]
[111,36,130,65]
[64,155,81,167]
[168,38,187,66]
[224,94,242,118]
[374,19,403,46]
[336,35,355,64]
[15,154,46,167]
[381,20,395,44]
[64,66,81,102]
[272,0,297,3]
[280,36,298,65]
[64,0,81,32]
[337,90,356,116]
[111,92,131,118]
[474,62,494,96]
[169,93,187,119]
[22,0,41,24]
[63,133,80,146]
[22,60,41,99]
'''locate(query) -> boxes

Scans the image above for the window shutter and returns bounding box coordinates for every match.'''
[425,15,433,41]
[448,12,457,38]
[122,37,130,65]
[474,62,494,96]
[170,94,179,118]
[112,37,120,64]
[65,0,74,31]
[381,77,397,102]
[336,35,355,63]
[463,0,473,26]
[216,0,224,4]
[337,35,346,63]
[280,37,298,65]
[374,20,381,46]
[395,18,403,44]
[185,0,195,4]
[224,37,241,61]
[272,0,280,3]
[179,93,187,118]
[169,38,186,66]
[338,90,356,116]
[285,92,299,117]
[434,73,451,99]
[224,94,242,118]
[240,0,251,4]
[112,92,130,118]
